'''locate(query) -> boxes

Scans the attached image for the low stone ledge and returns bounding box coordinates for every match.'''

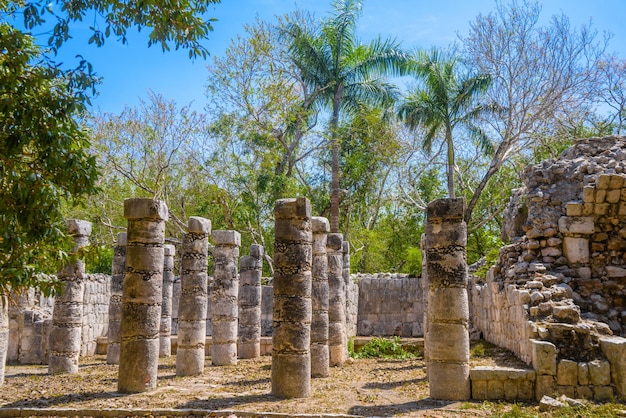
[470,366,536,381]
[0,408,361,417]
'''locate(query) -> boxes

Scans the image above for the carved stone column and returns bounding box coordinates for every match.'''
[327,232,346,367]
[107,232,126,365]
[311,217,329,377]
[424,198,470,400]
[211,230,240,366]
[176,217,211,376]
[118,198,167,393]
[160,244,176,357]
[271,197,312,398]
[238,244,263,359]
[49,219,91,374]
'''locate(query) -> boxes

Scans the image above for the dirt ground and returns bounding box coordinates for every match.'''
[0,343,541,417]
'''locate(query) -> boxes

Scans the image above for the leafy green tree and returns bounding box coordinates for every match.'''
[0,24,98,296]
[398,48,492,199]
[281,0,409,232]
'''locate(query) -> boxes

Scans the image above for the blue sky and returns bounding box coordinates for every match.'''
[45,0,626,115]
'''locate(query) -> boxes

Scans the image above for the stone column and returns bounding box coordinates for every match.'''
[118,198,168,393]
[238,244,264,359]
[424,198,470,400]
[271,197,312,398]
[342,240,355,341]
[49,219,92,374]
[107,232,127,365]
[311,217,330,378]
[211,230,240,366]
[176,217,211,376]
[160,244,176,357]
[327,232,346,367]
[0,295,8,385]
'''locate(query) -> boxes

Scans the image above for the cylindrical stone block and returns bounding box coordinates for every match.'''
[327,232,346,367]
[160,244,176,357]
[211,229,240,366]
[424,198,470,401]
[176,216,211,376]
[0,296,9,385]
[107,232,127,365]
[271,197,312,398]
[311,217,329,378]
[238,245,264,359]
[118,198,168,393]
[49,219,91,375]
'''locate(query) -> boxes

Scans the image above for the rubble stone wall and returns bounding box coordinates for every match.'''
[354,273,423,337]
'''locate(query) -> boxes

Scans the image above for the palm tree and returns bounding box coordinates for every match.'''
[398,49,492,199]
[282,0,409,232]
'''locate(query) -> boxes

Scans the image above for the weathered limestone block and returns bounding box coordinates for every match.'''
[176,217,211,375]
[159,244,175,357]
[424,198,470,401]
[556,360,578,386]
[211,229,240,366]
[558,216,594,235]
[271,197,312,398]
[49,219,92,375]
[599,336,626,399]
[118,198,167,393]
[311,217,329,378]
[238,244,263,359]
[588,359,611,386]
[562,237,590,265]
[327,232,346,367]
[531,340,557,376]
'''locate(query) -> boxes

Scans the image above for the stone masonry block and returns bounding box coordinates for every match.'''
[117,232,127,246]
[557,359,578,386]
[558,216,594,235]
[578,362,590,385]
[427,198,465,221]
[66,219,92,236]
[532,340,557,375]
[311,216,330,233]
[274,197,311,220]
[599,336,626,399]
[471,380,487,400]
[212,230,241,246]
[609,174,625,189]
[588,359,611,386]
[563,237,589,264]
[566,202,583,217]
[596,174,611,189]
[188,216,211,234]
[124,198,169,221]
[582,186,595,203]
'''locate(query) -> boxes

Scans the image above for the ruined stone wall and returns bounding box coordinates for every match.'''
[355,273,424,337]
[471,136,626,399]
[8,273,110,364]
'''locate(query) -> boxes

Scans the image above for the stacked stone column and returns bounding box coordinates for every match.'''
[238,244,264,359]
[0,295,8,384]
[271,197,312,398]
[49,219,92,374]
[327,232,346,367]
[211,230,240,366]
[311,217,330,377]
[177,217,211,376]
[107,232,127,364]
[160,244,176,357]
[424,198,470,400]
[118,198,168,393]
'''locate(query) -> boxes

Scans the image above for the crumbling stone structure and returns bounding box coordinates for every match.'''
[271,197,312,398]
[472,136,626,400]
[343,241,358,340]
[49,219,92,374]
[107,232,127,364]
[118,198,168,393]
[238,244,264,359]
[423,198,470,400]
[160,244,176,357]
[177,217,211,376]
[311,217,330,377]
[211,230,240,366]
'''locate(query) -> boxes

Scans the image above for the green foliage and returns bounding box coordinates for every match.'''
[83,245,113,274]
[0,24,98,296]
[351,337,420,360]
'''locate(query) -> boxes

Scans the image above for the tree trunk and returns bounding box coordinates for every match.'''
[0,295,8,385]
[446,127,455,199]
[330,92,343,233]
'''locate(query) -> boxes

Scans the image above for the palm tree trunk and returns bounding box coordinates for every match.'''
[330,96,342,233]
[446,127,455,199]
